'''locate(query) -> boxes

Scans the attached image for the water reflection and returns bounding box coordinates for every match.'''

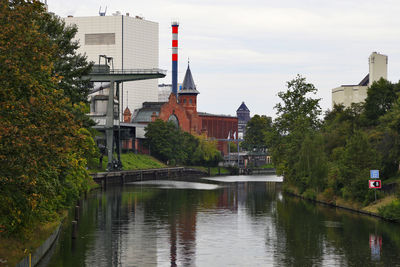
[45,176,400,267]
[370,234,382,261]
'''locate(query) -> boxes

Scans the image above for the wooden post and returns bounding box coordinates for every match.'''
[218,166,221,176]
[75,206,80,221]
[121,174,125,186]
[72,221,78,239]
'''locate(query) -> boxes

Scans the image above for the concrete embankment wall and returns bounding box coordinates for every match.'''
[91,167,209,187]
[16,225,61,267]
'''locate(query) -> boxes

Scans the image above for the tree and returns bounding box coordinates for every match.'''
[37,11,93,105]
[295,133,328,193]
[271,75,322,183]
[145,120,183,163]
[338,131,379,203]
[364,78,399,125]
[242,115,272,151]
[0,0,95,236]
[144,120,221,166]
[274,75,321,135]
[322,103,364,159]
[191,134,222,167]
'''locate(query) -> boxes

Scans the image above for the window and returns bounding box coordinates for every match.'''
[189,99,192,105]
[168,115,179,127]
[85,33,115,45]
[183,99,186,104]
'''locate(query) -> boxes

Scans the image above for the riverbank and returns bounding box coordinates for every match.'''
[0,179,98,267]
[283,184,399,223]
[89,153,166,173]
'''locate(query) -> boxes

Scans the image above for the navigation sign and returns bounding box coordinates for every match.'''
[369,180,381,189]
[370,170,379,179]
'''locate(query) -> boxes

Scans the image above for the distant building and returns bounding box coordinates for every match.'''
[133,63,238,154]
[236,102,250,139]
[332,52,388,108]
[158,83,182,102]
[64,13,159,114]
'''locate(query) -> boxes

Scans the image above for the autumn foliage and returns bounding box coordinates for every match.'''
[0,1,96,236]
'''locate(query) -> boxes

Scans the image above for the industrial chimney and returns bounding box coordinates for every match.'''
[171,21,179,96]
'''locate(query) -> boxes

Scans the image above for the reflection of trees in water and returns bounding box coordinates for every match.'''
[49,182,400,266]
[273,196,400,266]
[240,182,279,217]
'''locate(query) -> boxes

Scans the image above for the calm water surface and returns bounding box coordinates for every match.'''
[43,175,400,266]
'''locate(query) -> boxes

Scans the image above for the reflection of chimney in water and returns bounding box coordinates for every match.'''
[170,218,177,267]
[171,21,179,96]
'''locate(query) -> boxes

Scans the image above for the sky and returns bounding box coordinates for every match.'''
[48,0,400,118]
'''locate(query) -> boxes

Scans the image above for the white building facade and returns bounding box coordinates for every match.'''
[64,14,159,113]
[332,52,388,108]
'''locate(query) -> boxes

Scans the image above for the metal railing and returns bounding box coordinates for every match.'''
[90,68,167,75]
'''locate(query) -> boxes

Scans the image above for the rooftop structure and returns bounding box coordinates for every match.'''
[332,52,388,108]
[237,102,250,139]
[64,14,160,114]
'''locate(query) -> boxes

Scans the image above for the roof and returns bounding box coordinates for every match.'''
[237,101,250,112]
[179,64,200,95]
[132,102,166,123]
[358,74,369,86]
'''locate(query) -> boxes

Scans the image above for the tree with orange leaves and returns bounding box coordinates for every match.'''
[0,0,96,236]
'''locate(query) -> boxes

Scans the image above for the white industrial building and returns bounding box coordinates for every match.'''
[64,13,159,114]
[332,52,388,108]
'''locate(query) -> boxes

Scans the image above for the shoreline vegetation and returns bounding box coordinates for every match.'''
[283,184,399,222]
[255,75,400,223]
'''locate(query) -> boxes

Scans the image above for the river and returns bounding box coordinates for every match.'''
[42,175,400,266]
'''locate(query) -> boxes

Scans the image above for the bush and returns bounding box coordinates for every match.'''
[302,188,317,200]
[378,200,400,221]
[321,187,335,203]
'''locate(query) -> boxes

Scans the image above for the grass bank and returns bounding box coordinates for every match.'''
[0,210,67,267]
[284,183,400,222]
[89,153,166,173]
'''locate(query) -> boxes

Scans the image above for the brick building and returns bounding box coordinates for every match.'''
[133,64,238,154]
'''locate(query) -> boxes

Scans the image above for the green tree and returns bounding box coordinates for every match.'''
[322,103,364,159]
[271,75,322,184]
[145,120,183,163]
[144,120,221,166]
[295,133,328,193]
[191,134,222,167]
[364,78,399,125]
[338,131,379,203]
[0,0,95,236]
[243,115,272,151]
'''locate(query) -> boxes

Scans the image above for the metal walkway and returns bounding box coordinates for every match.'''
[83,68,167,82]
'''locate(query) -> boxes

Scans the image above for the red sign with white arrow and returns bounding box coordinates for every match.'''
[369,180,381,189]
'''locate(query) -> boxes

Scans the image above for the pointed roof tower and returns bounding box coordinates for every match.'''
[179,62,200,95]
[237,101,250,112]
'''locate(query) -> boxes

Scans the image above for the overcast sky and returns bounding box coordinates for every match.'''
[49,0,400,118]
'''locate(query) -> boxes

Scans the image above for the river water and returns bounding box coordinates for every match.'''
[43,175,400,266]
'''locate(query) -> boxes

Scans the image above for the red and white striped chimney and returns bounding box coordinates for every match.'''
[171,21,179,95]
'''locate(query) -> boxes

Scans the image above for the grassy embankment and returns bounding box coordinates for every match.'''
[89,153,166,172]
[0,211,68,267]
[284,177,400,222]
